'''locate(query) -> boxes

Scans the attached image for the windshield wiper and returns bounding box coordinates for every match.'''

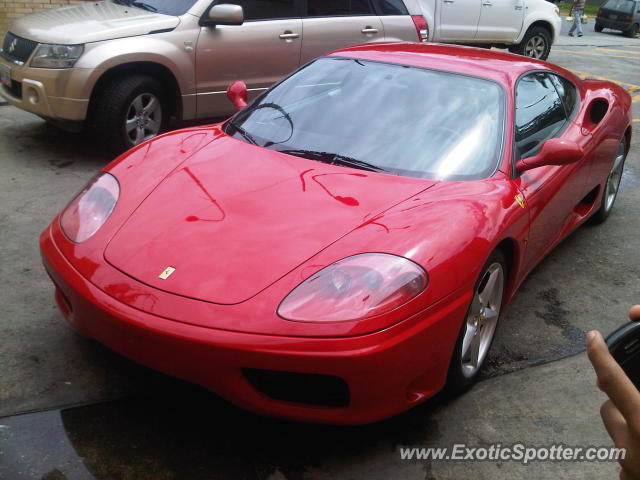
[112,0,157,11]
[278,149,388,173]
[331,155,388,173]
[229,122,258,146]
[130,1,158,12]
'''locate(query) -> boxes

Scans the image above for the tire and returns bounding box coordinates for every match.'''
[595,23,604,32]
[91,75,167,155]
[626,23,639,38]
[590,136,626,224]
[509,26,552,60]
[445,250,507,395]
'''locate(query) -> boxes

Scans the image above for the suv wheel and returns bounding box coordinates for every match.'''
[626,23,639,37]
[595,23,604,32]
[509,26,551,60]
[92,75,167,154]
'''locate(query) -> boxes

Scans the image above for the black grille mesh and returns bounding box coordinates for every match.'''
[1,33,38,64]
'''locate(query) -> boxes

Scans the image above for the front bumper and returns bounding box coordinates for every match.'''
[0,55,94,122]
[40,224,471,425]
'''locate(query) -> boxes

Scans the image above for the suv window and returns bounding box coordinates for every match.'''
[515,72,567,159]
[218,0,297,20]
[602,0,635,13]
[549,74,579,119]
[307,0,375,16]
[371,0,409,15]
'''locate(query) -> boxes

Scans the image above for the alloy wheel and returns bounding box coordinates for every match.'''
[460,262,504,378]
[603,140,626,213]
[125,93,162,146]
[524,35,547,59]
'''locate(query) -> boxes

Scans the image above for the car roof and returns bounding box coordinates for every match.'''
[328,42,576,87]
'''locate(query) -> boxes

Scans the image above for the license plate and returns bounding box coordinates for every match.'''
[610,14,618,19]
[0,64,10,88]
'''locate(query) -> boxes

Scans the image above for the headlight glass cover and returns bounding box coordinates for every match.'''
[31,44,84,68]
[60,173,119,243]
[278,253,428,323]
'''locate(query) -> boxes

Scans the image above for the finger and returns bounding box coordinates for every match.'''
[629,305,640,322]
[601,400,631,448]
[587,330,640,425]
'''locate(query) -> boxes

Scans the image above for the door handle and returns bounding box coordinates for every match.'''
[443,0,454,3]
[361,27,379,34]
[279,32,300,40]
[482,1,492,5]
[514,5,523,9]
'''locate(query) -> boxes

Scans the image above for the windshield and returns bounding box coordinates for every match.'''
[602,0,635,13]
[226,58,505,181]
[110,0,196,15]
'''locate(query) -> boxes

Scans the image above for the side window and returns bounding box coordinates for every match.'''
[514,72,567,159]
[219,0,297,21]
[371,0,409,14]
[307,0,375,16]
[549,74,579,119]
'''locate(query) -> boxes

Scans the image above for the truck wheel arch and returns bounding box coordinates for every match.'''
[516,20,554,45]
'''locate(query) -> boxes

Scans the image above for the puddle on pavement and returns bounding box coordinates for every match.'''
[0,377,445,480]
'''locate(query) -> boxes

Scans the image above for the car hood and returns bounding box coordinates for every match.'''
[104,135,435,305]
[10,1,179,45]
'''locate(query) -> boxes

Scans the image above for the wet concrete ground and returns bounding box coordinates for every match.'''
[1,24,639,480]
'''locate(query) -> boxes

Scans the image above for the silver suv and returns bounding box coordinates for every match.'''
[0,0,427,153]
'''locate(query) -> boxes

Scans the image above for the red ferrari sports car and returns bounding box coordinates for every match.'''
[41,43,632,425]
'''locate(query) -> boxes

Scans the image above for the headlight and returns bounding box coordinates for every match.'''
[60,173,119,243]
[277,253,428,323]
[30,43,84,68]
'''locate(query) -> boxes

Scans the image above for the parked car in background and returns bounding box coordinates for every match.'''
[416,0,562,60]
[0,0,427,153]
[596,0,640,37]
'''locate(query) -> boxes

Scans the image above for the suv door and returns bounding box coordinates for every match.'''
[476,0,524,42]
[438,0,481,41]
[195,0,302,119]
[300,0,385,64]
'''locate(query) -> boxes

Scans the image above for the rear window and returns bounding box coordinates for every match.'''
[601,0,635,13]
[372,0,409,15]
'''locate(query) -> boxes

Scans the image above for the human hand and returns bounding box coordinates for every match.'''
[587,305,640,479]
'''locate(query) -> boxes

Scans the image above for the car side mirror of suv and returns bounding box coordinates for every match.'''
[516,138,583,173]
[227,81,248,110]
[207,4,244,26]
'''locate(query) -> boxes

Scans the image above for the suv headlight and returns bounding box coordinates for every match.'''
[31,43,84,68]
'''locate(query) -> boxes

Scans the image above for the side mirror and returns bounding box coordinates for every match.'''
[208,4,244,26]
[227,80,248,111]
[516,138,583,173]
